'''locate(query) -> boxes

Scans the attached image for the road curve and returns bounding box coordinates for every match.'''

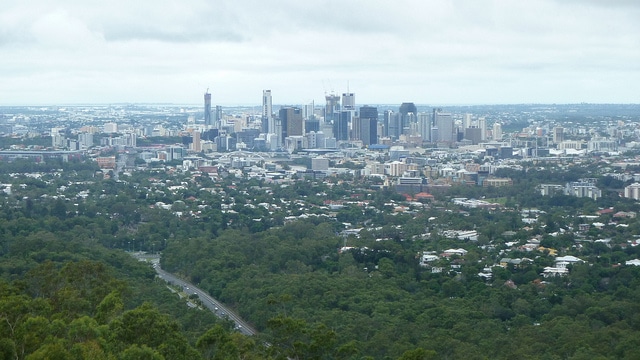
[135,253,257,336]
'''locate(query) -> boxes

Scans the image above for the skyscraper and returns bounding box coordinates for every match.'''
[399,102,417,135]
[493,122,503,141]
[477,117,487,142]
[417,112,431,142]
[192,131,201,152]
[215,106,222,129]
[204,90,212,127]
[359,105,378,146]
[553,126,564,144]
[342,93,355,110]
[279,107,304,144]
[262,90,273,134]
[433,109,454,142]
[463,113,472,130]
[385,110,400,140]
[334,110,352,141]
[324,94,340,123]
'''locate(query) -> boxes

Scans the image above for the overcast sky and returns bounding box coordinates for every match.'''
[1,0,639,106]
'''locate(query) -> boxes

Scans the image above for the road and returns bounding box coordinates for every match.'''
[134,253,257,336]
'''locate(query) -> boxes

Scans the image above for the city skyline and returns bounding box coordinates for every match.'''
[1,0,639,106]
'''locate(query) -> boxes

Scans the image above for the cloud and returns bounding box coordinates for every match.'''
[0,0,638,105]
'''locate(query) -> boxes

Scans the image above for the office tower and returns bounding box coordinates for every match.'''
[334,110,352,141]
[624,183,640,200]
[51,127,65,148]
[215,106,222,129]
[553,126,564,144]
[216,134,236,152]
[302,101,315,119]
[390,112,402,139]
[168,146,185,161]
[417,112,431,142]
[125,133,137,147]
[477,117,487,141]
[382,110,400,140]
[433,109,454,142]
[306,131,325,149]
[324,94,340,123]
[493,122,503,141]
[342,93,355,110]
[204,91,212,127]
[78,132,93,149]
[235,129,260,149]
[399,102,417,135]
[351,116,362,141]
[430,126,439,143]
[359,105,378,146]
[464,127,482,145]
[464,113,472,130]
[262,90,273,134]
[383,110,390,137]
[305,118,320,133]
[192,131,201,152]
[279,107,304,144]
[321,122,334,139]
[103,122,118,133]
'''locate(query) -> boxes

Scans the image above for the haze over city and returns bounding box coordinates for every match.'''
[1,0,639,106]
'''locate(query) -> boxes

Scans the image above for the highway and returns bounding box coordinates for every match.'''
[134,253,257,336]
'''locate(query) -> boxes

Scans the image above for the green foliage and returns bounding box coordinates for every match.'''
[5,156,640,359]
[160,217,640,359]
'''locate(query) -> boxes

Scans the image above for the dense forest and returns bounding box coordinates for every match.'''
[0,212,238,359]
[163,220,640,359]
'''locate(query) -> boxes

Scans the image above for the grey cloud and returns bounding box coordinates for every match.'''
[552,0,640,8]
[102,28,246,43]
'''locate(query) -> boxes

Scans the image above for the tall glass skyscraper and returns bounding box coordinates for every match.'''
[262,90,273,134]
[204,90,212,127]
[359,105,378,146]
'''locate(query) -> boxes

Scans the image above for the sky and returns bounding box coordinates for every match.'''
[1,0,639,106]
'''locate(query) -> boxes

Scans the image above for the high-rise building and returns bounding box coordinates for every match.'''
[477,117,487,141]
[384,110,397,139]
[334,110,353,141]
[463,113,473,130]
[78,132,94,149]
[279,107,304,144]
[359,105,378,146]
[324,94,340,123]
[342,93,355,110]
[306,131,325,149]
[262,90,273,134]
[302,101,314,120]
[624,183,640,200]
[433,109,454,142]
[553,127,564,144]
[215,106,222,129]
[383,110,391,138]
[305,118,320,133]
[204,91,212,127]
[464,127,482,145]
[493,123,503,141]
[103,122,118,133]
[51,127,65,148]
[192,131,201,152]
[351,116,362,141]
[399,102,417,135]
[417,112,431,142]
[168,146,185,161]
